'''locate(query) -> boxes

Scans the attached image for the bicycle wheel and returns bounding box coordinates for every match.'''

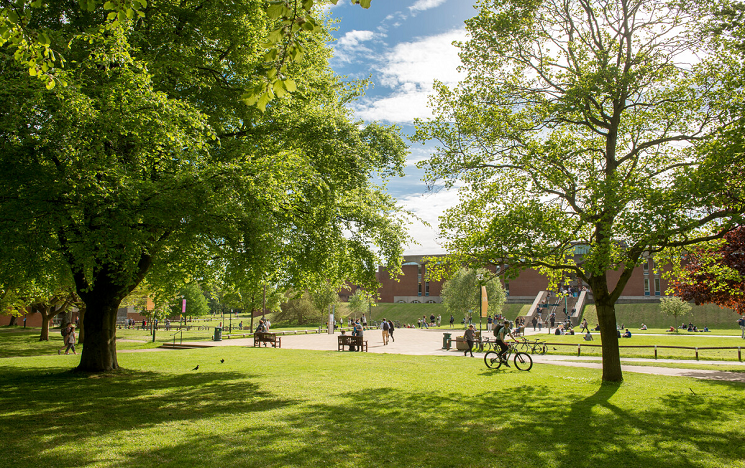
[539,344,547,355]
[484,351,502,369]
[513,352,533,371]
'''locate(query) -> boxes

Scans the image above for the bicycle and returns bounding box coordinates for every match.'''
[483,342,533,371]
[516,337,547,355]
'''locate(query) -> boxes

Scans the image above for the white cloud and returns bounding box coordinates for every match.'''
[337,29,375,47]
[332,29,382,63]
[398,188,460,255]
[409,0,449,13]
[352,28,467,122]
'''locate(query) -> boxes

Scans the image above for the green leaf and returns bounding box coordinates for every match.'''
[104,1,114,9]
[257,92,272,112]
[107,12,117,21]
[30,0,43,8]
[272,79,286,98]
[267,4,290,19]
[302,0,314,11]
[267,28,282,43]
[7,10,19,24]
[283,79,296,92]
[264,49,277,62]
[358,0,371,8]
[38,32,51,46]
[45,79,55,90]
[28,67,37,77]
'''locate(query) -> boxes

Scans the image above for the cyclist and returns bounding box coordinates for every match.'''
[495,319,518,366]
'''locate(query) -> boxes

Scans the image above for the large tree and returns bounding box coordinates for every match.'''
[0,0,409,372]
[414,0,745,381]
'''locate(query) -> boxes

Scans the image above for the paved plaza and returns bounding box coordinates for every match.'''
[156,326,745,383]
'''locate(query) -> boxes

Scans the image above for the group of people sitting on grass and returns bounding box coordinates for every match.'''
[554,323,576,335]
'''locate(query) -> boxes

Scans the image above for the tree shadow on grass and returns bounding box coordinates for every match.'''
[1,358,743,468]
[0,367,299,467]
[99,381,745,468]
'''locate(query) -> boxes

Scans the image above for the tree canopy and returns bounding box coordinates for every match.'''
[0,0,408,371]
[669,226,745,315]
[414,0,745,381]
[659,296,692,331]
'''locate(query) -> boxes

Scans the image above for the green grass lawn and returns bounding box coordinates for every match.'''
[0,347,743,468]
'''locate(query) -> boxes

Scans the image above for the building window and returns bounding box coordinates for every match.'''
[643,260,649,273]
[418,283,422,296]
[644,278,650,296]
[654,278,661,296]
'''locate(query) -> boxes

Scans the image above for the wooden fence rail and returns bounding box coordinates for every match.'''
[542,342,743,361]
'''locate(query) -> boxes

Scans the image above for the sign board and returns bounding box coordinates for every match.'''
[146,297,154,311]
[481,286,488,317]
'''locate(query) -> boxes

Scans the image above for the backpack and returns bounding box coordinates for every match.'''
[60,327,69,337]
[493,324,504,338]
[382,321,389,331]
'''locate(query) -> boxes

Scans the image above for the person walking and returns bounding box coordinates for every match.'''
[580,318,589,333]
[63,325,77,355]
[531,316,538,331]
[381,318,390,345]
[738,316,745,339]
[464,324,476,357]
[487,315,493,331]
[57,323,73,355]
[388,319,395,342]
[449,315,454,328]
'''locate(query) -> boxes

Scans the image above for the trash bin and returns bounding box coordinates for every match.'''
[442,332,452,350]
[213,327,222,341]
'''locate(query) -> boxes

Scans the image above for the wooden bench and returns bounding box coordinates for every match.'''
[253,332,281,348]
[337,334,368,352]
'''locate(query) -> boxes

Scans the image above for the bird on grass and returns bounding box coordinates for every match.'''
[192,365,199,370]
[220,359,224,363]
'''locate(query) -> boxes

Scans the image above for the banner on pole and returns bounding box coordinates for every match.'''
[182,299,187,314]
[146,297,154,311]
[481,286,488,317]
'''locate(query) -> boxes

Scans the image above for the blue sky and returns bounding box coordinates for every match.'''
[324,0,479,255]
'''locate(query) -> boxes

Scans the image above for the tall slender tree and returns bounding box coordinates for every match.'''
[414,0,745,381]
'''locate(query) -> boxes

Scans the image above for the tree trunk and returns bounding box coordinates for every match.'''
[594,300,623,382]
[8,316,17,326]
[73,256,151,372]
[78,306,86,344]
[77,293,120,372]
[37,307,55,341]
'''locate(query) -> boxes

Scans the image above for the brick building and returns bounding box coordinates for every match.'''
[372,254,670,304]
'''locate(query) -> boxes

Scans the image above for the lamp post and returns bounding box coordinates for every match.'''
[477,273,484,336]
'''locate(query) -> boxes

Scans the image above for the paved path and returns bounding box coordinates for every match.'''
[170,327,745,382]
